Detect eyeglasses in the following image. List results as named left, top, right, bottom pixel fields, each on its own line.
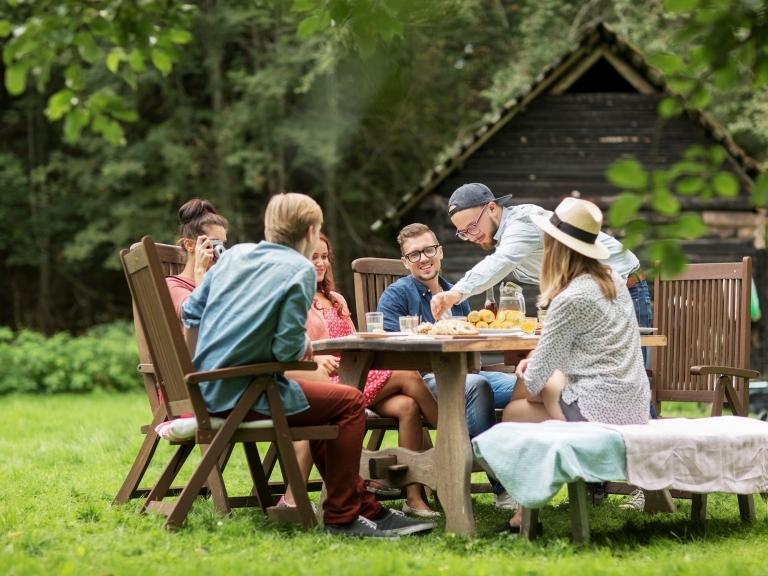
left=403, top=244, right=441, bottom=263
left=455, top=202, right=490, bottom=241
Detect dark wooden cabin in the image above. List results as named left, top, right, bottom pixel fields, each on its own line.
left=373, top=22, right=767, bottom=373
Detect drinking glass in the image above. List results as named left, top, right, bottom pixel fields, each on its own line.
left=521, top=317, right=537, bottom=334
left=398, top=315, right=419, bottom=333
left=365, top=312, right=384, bottom=332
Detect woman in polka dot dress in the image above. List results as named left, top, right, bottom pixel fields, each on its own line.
left=283, top=233, right=439, bottom=518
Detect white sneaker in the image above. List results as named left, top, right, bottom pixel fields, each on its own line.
left=618, top=489, right=645, bottom=511
left=493, top=491, right=518, bottom=511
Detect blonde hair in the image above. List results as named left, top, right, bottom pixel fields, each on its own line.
left=264, top=193, right=323, bottom=247
left=539, top=234, right=616, bottom=306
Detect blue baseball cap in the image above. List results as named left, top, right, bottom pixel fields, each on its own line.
left=447, top=183, right=513, bottom=216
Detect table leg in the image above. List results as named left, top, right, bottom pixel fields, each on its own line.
left=431, top=352, right=475, bottom=535
left=337, top=351, right=374, bottom=390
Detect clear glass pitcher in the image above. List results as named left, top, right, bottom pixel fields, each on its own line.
left=498, top=281, right=526, bottom=328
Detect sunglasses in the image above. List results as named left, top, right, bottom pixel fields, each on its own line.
left=455, top=202, right=490, bottom=241
left=403, top=244, right=441, bottom=263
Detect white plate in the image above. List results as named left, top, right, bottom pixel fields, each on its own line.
left=477, top=328, right=525, bottom=335
left=638, top=327, right=658, bottom=335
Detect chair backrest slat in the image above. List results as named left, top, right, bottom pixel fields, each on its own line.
left=130, top=242, right=186, bottom=411
left=652, top=257, right=752, bottom=409
left=351, top=258, right=408, bottom=330
left=121, top=237, right=207, bottom=419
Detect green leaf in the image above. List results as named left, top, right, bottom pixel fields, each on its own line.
left=608, top=192, right=645, bottom=227
left=150, top=48, right=172, bottom=75
left=106, top=48, right=124, bottom=74
left=75, top=32, right=101, bottom=64
left=682, top=145, right=707, bottom=160
left=659, top=96, right=683, bottom=118
left=0, top=19, right=11, bottom=38
left=63, top=108, right=90, bottom=142
left=675, top=213, right=708, bottom=239
left=292, top=0, right=317, bottom=13
left=675, top=176, right=705, bottom=196
left=45, top=89, right=75, bottom=121
left=297, top=13, right=329, bottom=39
left=92, top=114, right=124, bottom=145
left=5, top=62, right=28, bottom=95
left=664, top=0, right=700, bottom=11
left=651, top=187, right=680, bottom=216
left=712, top=172, right=739, bottom=198
left=64, top=64, right=83, bottom=90
left=128, top=49, right=146, bottom=72
left=667, top=76, right=696, bottom=95
left=648, top=52, right=684, bottom=75
left=647, top=241, right=687, bottom=278
left=708, top=146, right=726, bottom=166
left=606, top=158, right=648, bottom=190
left=751, top=172, right=768, bottom=207
left=688, top=86, right=711, bottom=109
left=168, top=28, right=193, bottom=44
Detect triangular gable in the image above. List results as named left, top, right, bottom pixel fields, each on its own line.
left=372, top=21, right=761, bottom=231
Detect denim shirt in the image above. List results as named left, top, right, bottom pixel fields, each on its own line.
left=181, top=241, right=313, bottom=416
left=377, top=275, right=470, bottom=332
left=451, top=204, right=640, bottom=299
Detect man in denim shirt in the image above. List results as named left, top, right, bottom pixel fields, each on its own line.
left=431, top=183, right=651, bottom=329
left=377, top=222, right=519, bottom=510
left=182, top=193, right=434, bottom=538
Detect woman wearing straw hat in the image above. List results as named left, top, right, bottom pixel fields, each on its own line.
left=497, top=197, right=650, bottom=532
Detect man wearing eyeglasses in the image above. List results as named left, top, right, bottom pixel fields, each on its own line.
left=376, top=222, right=521, bottom=511
left=430, top=183, right=650, bottom=331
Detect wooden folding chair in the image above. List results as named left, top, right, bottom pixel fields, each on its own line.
left=120, top=236, right=337, bottom=530
left=113, top=242, right=187, bottom=505
left=607, top=257, right=760, bottom=520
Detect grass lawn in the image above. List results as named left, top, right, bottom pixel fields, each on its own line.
left=1, top=393, right=767, bottom=575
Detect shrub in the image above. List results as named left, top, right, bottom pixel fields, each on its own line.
left=0, top=322, right=141, bottom=394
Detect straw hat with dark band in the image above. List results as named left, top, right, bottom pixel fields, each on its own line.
left=531, top=197, right=609, bottom=260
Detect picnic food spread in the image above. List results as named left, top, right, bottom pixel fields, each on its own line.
left=416, top=319, right=480, bottom=335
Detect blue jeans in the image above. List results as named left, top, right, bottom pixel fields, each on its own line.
left=478, top=370, right=517, bottom=409
left=629, top=279, right=657, bottom=418
left=422, top=372, right=505, bottom=495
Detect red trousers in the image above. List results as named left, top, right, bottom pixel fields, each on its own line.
left=284, top=379, right=382, bottom=524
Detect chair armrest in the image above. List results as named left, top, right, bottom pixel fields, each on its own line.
left=690, top=365, right=760, bottom=379
left=138, top=363, right=155, bottom=374
left=185, top=361, right=318, bottom=384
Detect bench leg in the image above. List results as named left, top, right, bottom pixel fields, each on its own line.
left=738, top=494, right=755, bottom=523
left=644, top=489, right=677, bottom=514
left=520, top=507, right=541, bottom=540
left=691, top=493, right=707, bottom=523
left=568, top=480, right=590, bottom=545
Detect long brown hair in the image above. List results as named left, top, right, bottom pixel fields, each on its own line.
left=539, top=234, right=616, bottom=307
left=315, top=232, right=347, bottom=314
left=176, top=198, right=229, bottom=246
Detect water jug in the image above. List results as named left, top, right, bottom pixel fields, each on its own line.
left=498, top=282, right=525, bottom=328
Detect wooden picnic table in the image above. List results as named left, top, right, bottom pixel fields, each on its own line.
left=313, top=332, right=666, bottom=535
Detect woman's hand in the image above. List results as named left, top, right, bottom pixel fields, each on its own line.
left=314, top=355, right=339, bottom=378
left=515, top=358, right=529, bottom=382
left=193, top=235, right=214, bottom=284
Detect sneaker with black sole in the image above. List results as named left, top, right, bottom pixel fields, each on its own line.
left=324, top=515, right=400, bottom=539
left=372, top=508, right=435, bottom=535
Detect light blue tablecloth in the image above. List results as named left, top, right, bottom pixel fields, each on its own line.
left=472, top=421, right=627, bottom=508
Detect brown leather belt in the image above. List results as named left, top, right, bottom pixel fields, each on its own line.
left=626, top=271, right=646, bottom=289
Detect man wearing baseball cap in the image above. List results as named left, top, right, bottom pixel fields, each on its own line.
left=430, top=183, right=650, bottom=331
